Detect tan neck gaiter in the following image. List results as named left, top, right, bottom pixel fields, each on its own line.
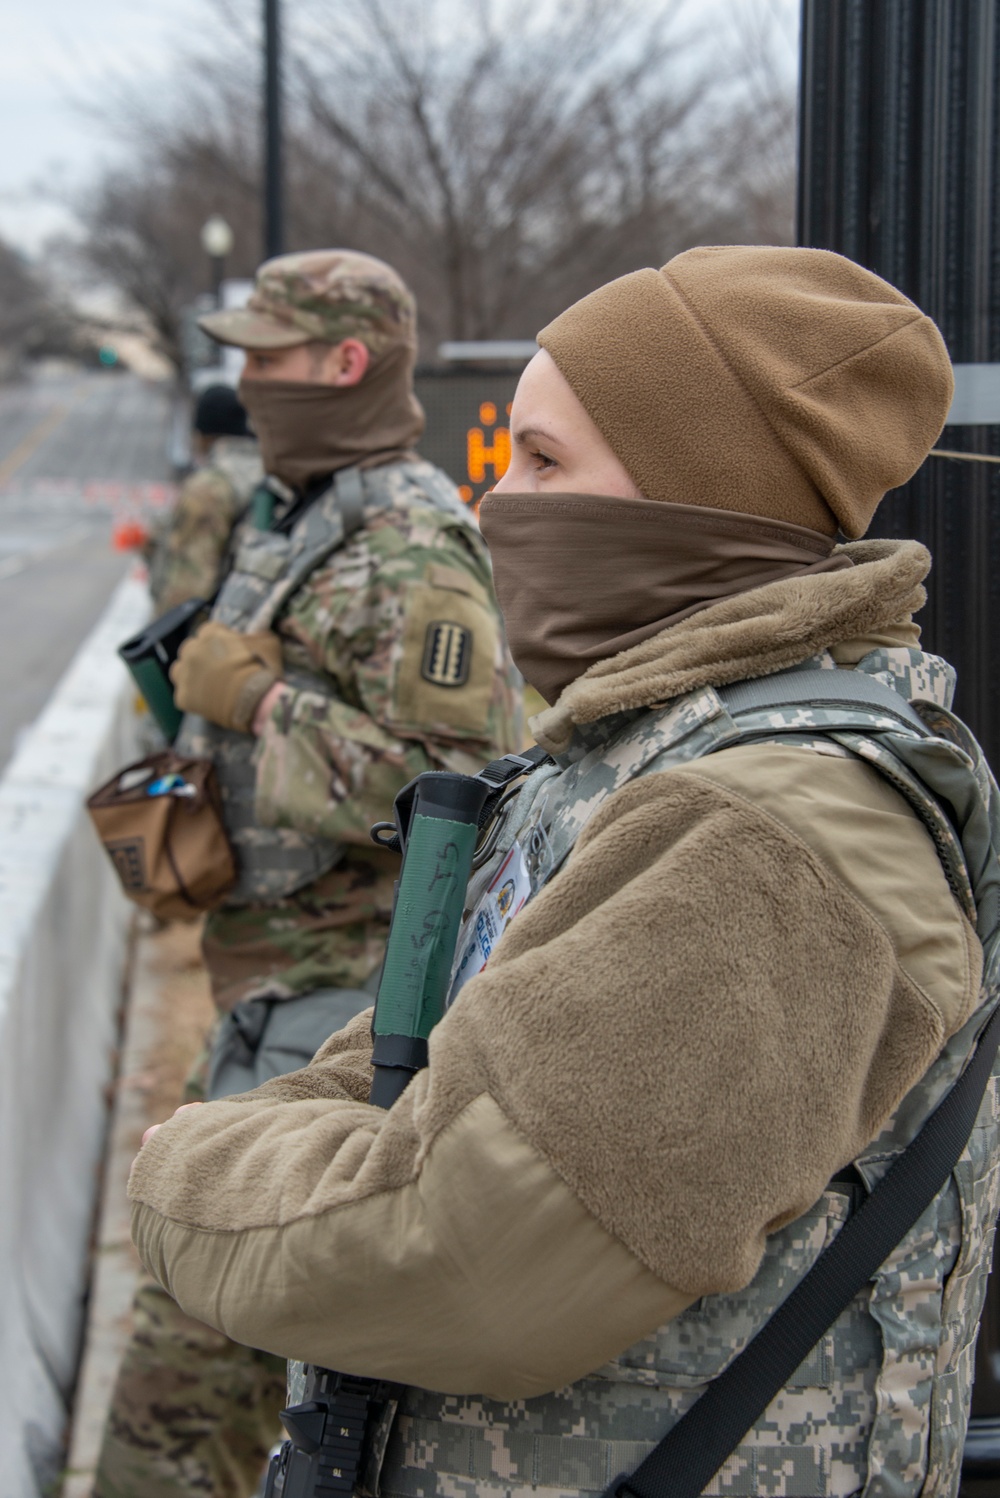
left=478, top=492, right=852, bottom=705
left=238, top=342, right=425, bottom=491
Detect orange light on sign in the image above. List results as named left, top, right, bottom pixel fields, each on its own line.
left=458, top=484, right=474, bottom=504
left=467, top=425, right=511, bottom=483
left=479, top=401, right=497, bottom=425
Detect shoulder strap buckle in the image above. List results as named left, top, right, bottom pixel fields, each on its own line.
left=370, top=746, right=551, bottom=856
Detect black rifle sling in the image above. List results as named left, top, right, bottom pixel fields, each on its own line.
left=607, top=1000, right=1000, bottom=1498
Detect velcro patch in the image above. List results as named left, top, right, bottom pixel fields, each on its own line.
left=421, top=621, right=472, bottom=688
left=394, top=580, right=497, bottom=736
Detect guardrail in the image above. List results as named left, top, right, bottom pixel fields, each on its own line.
left=0, top=572, right=148, bottom=1497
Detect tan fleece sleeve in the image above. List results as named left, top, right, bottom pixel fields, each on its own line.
left=130, top=751, right=977, bottom=1396
left=240, top=1004, right=376, bottom=1105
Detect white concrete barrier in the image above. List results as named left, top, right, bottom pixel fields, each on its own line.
left=0, top=572, right=149, bottom=1498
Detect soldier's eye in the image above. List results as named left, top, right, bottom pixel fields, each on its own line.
left=532, top=450, right=557, bottom=472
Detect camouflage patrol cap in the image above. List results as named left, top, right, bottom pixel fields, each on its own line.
left=198, top=250, right=417, bottom=354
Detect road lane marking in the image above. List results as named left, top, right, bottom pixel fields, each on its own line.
left=0, top=383, right=91, bottom=486
left=0, top=525, right=95, bottom=582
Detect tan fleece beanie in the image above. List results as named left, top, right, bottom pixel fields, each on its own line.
left=537, top=246, right=954, bottom=538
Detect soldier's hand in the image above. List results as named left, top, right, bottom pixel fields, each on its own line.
left=171, top=621, right=284, bottom=733
left=140, top=1101, right=203, bottom=1150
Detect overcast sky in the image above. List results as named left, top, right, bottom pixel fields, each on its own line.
left=0, top=0, right=204, bottom=253
left=0, top=0, right=799, bottom=260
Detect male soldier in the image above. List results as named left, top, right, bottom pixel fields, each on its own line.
left=94, top=250, right=521, bottom=1498
left=147, top=383, right=263, bottom=615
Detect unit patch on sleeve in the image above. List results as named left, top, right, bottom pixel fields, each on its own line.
left=421, top=621, right=472, bottom=688
left=393, top=579, right=499, bottom=737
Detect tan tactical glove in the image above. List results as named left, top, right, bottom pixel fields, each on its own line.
left=171, top=621, right=284, bottom=733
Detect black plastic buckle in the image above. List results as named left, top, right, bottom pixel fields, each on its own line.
left=370, top=750, right=550, bottom=855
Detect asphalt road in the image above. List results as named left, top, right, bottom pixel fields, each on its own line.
left=0, top=370, right=175, bottom=771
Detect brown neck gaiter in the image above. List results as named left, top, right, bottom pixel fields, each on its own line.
left=238, top=342, right=425, bottom=491
left=478, top=492, right=852, bottom=705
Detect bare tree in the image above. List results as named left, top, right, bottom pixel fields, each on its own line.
left=69, top=0, right=797, bottom=371
left=70, top=70, right=263, bottom=371
left=296, top=0, right=798, bottom=344
left=688, top=0, right=799, bottom=245
left=0, top=239, right=84, bottom=377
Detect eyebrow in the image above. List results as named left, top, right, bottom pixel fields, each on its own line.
left=512, top=424, right=562, bottom=449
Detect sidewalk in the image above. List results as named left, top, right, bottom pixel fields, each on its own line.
left=61, top=919, right=214, bottom=1498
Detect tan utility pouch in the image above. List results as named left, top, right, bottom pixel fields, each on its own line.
left=87, top=751, right=237, bottom=922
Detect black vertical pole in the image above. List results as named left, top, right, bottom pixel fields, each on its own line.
left=798, top=0, right=1000, bottom=773
left=800, top=9, right=1000, bottom=1452
left=264, top=0, right=284, bottom=260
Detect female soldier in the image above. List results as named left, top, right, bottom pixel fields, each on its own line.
left=129, top=246, right=1000, bottom=1498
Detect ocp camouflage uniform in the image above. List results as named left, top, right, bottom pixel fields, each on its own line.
left=102, top=239, right=525, bottom=1492
left=147, top=435, right=263, bottom=616
left=98, top=273, right=521, bottom=1493
left=95, top=1281, right=286, bottom=1498
left=218, top=249, right=419, bottom=353
left=191, top=456, right=523, bottom=1013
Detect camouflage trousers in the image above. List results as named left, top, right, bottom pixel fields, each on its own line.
left=92, top=1278, right=285, bottom=1498
left=94, top=980, right=378, bottom=1498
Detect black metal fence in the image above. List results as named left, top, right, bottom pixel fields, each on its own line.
left=798, top=0, right=1000, bottom=770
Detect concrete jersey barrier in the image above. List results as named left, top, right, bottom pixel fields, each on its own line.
left=0, top=571, right=148, bottom=1498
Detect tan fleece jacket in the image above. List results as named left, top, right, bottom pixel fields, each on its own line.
left=129, top=543, right=981, bottom=1399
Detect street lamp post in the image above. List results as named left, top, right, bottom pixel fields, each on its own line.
left=264, top=0, right=284, bottom=259
left=200, top=214, right=235, bottom=306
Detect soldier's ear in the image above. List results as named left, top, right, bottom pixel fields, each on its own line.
left=328, top=339, right=370, bottom=388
